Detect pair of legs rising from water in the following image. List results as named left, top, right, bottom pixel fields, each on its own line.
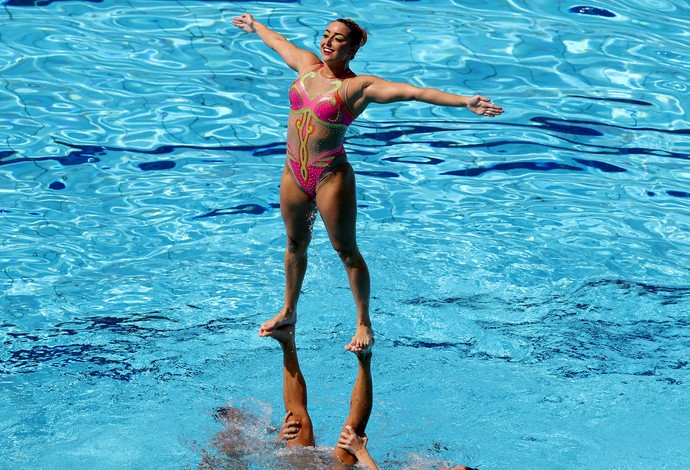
left=266, top=324, right=372, bottom=466
left=259, top=161, right=374, bottom=352
left=259, top=161, right=374, bottom=465
left=253, top=163, right=474, bottom=469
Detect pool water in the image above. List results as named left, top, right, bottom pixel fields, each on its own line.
left=1, top=0, right=689, bottom=468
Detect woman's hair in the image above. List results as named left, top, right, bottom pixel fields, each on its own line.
left=335, top=18, right=367, bottom=54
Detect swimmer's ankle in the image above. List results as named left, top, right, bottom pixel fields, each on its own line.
left=260, top=308, right=297, bottom=332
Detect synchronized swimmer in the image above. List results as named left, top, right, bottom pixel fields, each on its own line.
left=232, top=13, right=503, bottom=353
left=232, top=11, right=502, bottom=468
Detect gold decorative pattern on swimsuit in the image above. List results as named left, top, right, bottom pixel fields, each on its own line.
left=291, top=72, right=344, bottom=183
left=294, top=113, right=315, bottom=181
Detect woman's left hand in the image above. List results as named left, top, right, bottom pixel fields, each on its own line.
left=468, top=94, right=504, bottom=117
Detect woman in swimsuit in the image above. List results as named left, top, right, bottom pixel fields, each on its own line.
left=232, top=13, right=504, bottom=352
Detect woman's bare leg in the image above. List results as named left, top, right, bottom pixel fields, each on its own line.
left=334, top=347, right=373, bottom=465
left=315, top=163, right=374, bottom=351
left=265, top=325, right=315, bottom=447
left=259, top=165, right=315, bottom=336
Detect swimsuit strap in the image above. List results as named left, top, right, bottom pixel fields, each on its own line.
left=341, top=76, right=355, bottom=118
left=304, top=63, right=324, bottom=75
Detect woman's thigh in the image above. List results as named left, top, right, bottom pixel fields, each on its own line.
left=314, top=163, right=358, bottom=252
left=280, top=164, right=315, bottom=244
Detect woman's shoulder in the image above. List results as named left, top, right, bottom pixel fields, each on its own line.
left=346, top=74, right=385, bottom=90
left=296, top=59, right=323, bottom=76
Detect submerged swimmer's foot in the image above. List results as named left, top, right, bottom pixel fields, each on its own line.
left=263, top=324, right=296, bottom=345
left=345, top=324, right=374, bottom=353
left=258, top=308, right=296, bottom=337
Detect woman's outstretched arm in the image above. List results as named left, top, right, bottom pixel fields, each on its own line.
left=347, top=75, right=504, bottom=117
left=232, top=13, right=320, bottom=72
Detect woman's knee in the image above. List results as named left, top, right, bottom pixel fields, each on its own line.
left=287, top=235, right=310, bottom=255
left=335, top=246, right=361, bottom=268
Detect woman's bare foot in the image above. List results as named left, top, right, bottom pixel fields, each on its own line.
left=345, top=324, right=374, bottom=352
left=262, top=324, right=296, bottom=345
left=259, top=307, right=296, bottom=337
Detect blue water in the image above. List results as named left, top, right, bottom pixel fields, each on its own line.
left=1, top=0, right=689, bottom=468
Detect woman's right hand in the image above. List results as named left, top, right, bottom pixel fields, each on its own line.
left=232, top=13, right=256, bottom=33
left=337, top=425, right=368, bottom=456
left=276, top=411, right=301, bottom=442
left=338, top=426, right=379, bottom=469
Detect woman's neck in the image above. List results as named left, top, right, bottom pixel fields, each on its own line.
left=321, top=62, right=351, bottom=79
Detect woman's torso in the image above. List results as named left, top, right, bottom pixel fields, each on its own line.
left=287, top=63, right=357, bottom=161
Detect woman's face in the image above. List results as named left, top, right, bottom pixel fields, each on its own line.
left=320, top=21, right=354, bottom=63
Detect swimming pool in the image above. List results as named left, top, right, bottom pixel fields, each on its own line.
left=1, top=0, right=689, bottom=468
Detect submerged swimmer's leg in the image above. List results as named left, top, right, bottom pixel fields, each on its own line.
left=315, top=163, right=374, bottom=351
left=208, top=406, right=254, bottom=462
left=264, top=324, right=315, bottom=447
left=334, top=345, right=374, bottom=466
left=259, top=165, right=315, bottom=336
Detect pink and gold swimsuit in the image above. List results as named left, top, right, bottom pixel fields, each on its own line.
left=287, top=64, right=356, bottom=197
